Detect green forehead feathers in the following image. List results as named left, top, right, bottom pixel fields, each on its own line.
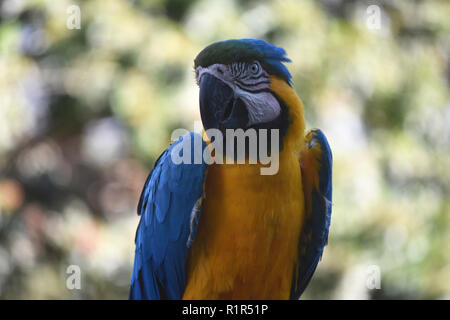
left=194, top=39, right=292, bottom=85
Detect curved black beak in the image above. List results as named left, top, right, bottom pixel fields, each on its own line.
left=199, top=74, right=249, bottom=132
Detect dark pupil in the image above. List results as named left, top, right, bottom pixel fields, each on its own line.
left=251, top=64, right=258, bottom=73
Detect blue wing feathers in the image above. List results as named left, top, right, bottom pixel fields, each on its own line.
left=291, top=129, right=333, bottom=299
left=129, top=132, right=208, bottom=299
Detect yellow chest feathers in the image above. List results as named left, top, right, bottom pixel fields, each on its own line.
left=183, top=154, right=305, bottom=299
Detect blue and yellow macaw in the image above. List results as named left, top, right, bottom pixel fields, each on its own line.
left=129, top=39, right=332, bottom=300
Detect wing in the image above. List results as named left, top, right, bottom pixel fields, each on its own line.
left=129, top=132, right=208, bottom=300
left=290, top=129, right=333, bottom=299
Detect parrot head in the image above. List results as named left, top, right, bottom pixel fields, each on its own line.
left=194, top=39, right=303, bottom=155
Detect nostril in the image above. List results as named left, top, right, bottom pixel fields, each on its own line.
left=221, top=98, right=234, bottom=121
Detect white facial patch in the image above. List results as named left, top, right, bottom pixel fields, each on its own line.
left=196, top=63, right=281, bottom=126
left=234, top=87, right=280, bottom=126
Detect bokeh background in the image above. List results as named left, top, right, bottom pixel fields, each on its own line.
left=0, top=0, right=449, bottom=299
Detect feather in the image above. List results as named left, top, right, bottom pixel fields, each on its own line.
left=290, top=129, right=333, bottom=299
left=129, top=132, right=208, bottom=299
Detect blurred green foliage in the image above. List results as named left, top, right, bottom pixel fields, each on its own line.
left=0, top=0, right=449, bottom=299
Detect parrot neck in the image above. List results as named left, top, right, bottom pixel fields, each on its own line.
left=269, top=76, right=306, bottom=155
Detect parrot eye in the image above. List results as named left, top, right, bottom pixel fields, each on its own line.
left=249, top=62, right=260, bottom=75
